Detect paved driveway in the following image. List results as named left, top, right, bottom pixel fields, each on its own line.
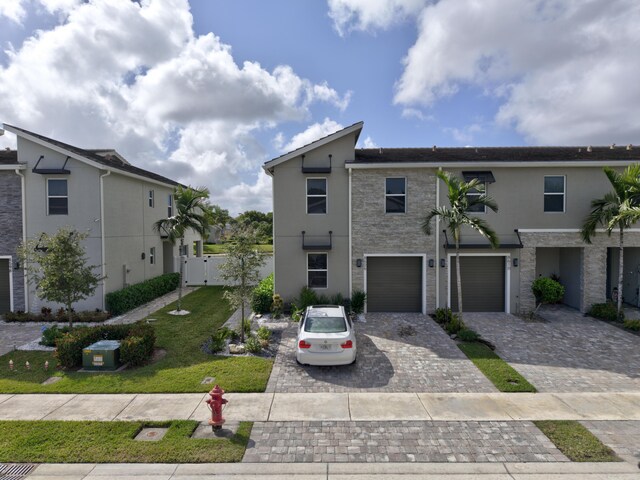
left=265, top=313, right=496, bottom=393
left=463, top=305, right=640, bottom=392
left=0, top=321, right=44, bottom=356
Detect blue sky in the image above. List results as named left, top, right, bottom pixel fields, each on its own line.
left=1, top=0, right=639, bottom=214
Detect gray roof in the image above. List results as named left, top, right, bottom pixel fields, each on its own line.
left=0, top=149, right=17, bottom=165
left=4, top=124, right=180, bottom=187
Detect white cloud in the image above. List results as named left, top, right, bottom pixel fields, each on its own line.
left=328, top=0, right=428, bottom=35
left=0, top=0, right=27, bottom=23
left=281, top=118, right=344, bottom=153
left=0, top=0, right=350, bottom=214
left=392, top=0, right=640, bottom=144
left=359, top=135, right=378, bottom=148
left=444, top=124, right=482, bottom=144
left=401, top=107, right=432, bottom=121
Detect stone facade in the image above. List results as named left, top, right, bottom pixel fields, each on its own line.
left=351, top=168, right=437, bottom=312
left=0, top=171, right=24, bottom=311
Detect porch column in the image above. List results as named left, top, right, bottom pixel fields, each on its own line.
left=519, top=247, right=536, bottom=313
left=581, top=246, right=606, bottom=312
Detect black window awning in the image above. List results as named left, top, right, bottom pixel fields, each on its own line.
left=462, top=171, right=495, bottom=183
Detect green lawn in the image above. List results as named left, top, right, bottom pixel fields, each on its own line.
left=0, top=287, right=273, bottom=393
left=535, top=421, right=621, bottom=462
left=458, top=342, right=537, bottom=392
left=0, top=420, right=252, bottom=463
left=203, top=243, right=273, bottom=254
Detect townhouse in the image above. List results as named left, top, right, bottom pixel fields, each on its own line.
left=0, top=124, right=198, bottom=314
left=264, top=122, right=640, bottom=314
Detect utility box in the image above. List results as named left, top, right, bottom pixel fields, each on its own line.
left=82, top=340, right=121, bottom=371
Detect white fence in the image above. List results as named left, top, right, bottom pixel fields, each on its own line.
left=182, top=255, right=273, bottom=286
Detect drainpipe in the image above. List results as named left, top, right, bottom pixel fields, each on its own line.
left=99, top=170, right=110, bottom=310
left=348, top=168, right=352, bottom=295
left=15, top=168, right=28, bottom=312
left=435, top=167, right=441, bottom=309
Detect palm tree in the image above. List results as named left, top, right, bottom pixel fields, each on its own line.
left=581, top=164, right=640, bottom=318
left=422, top=170, right=499, bottom=320
left=154, top=186, right=212, bottom=312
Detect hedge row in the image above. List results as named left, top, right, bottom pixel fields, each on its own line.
left=4, top=309, right=110, bottom=323
left=55, top=322, right=156, bottom=368
left=105, top=273, right=180, bottom=316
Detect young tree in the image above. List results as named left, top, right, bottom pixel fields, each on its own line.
left=18, top=227, right=103, bottom=328
left=153, top=185, right=212, bottom=312
left=207, top=203, right=232, bottom=242
left=421, top=170, right=499, bottom=321
left=219, top=228, right=266, bottom=343
left=581, top=164, right=640, bottom=318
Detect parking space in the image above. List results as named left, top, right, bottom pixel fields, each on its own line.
left=463, top=306, right=640, bottom=392
left=265, top=313, right=496, bottom=393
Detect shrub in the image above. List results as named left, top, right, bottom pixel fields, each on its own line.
left=298, top=286, right=318, bottom=310
left=41, top=325, right=73, bottom=347
left=244, top=335, right=262, bottom=354
left=271, top=293, right=283, bottom=317
left=256, top=326, right=271, bottom=341
left=434, top=307, right=453, bottom=325
left=316, top=294, right=330, bottom=305
left=290, top=304, right=303, bottom=323
left=105, top=273, right=180, bottom=316
left=623, top=319, right=640, bottom=331
left=589, top=302, right=623, bottom=322
left=330, top=292, right=350, bottom=310
left=251, top=274, right=274, bottom=314
left=237, top=318, right=252, bottom=339
left=532, top=277, right=565, bottom=306
left=4, top=309, right=109, bottom=323
left=457, top=328, right=479, bottom=342
left=351, top=290, right=366, bottom=315
left=445, top=314, right=464, bottom=335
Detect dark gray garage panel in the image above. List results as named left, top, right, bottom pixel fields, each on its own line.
left=367, top=256, right=422, bottom=312
left=0, top=259, right=11, bottom=314
left=450, top=256, right=505, bottom=312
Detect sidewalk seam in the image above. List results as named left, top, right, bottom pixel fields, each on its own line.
left=415, top=392, right=433, bottom=420
left=112, top=394, right=137, bottom=421
left=41, top=394, right=77, bottom=421
left=266, top=392, right=275, bottom=422
left=185, top=393, right=208, bottom=422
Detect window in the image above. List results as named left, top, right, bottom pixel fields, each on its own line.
left=466, top=183, right=487, bottom=213
left=148, top=189, right=154, bottom=208
left=149, top=247, right=155, bottom=265
left=307, top=178, right=327, bottom=214
left=385, top=178, right=406, bottom=213
left=307, top=253, right=328, bottom=288
left=167, top=194, right=173, bottom=217
left=544, top=176, right=565, bottom=212
left=47, top=179, right=68, bottom=215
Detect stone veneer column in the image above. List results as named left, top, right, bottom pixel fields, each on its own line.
left=581, top=246, right=606, bottom=312
left=519, top=247, right=536, bottom=313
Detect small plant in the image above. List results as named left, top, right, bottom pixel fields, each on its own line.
left=41, top=325, right=73, bottom=347
left=55, top=308, right=67, bottom=321
left=532, top=277, right=565, bottom=313
left=256, top=326, right=271, bottom=341
left=209, top=329, right=229, bottom=353
left=290, top=303, right=303, bottom=323
left=236, top=318, right=252, bottom=339
left=350, top=290, right=366, bottom=315
left=457, top=328, right=479, bottom=342
left=589, top=302, right=624, bottom=322
left=445, top=314, right=464, bottom=334
left=623, top=319, right=640, bottom=331
left=298, top=287, right=318, bottom=310
left=251, top=274, right=274, bottom=314
left=316, top=294, right=330, bottom=305
left=271, top=294, right=283, bottom=318
left=40, top=307, right=53, bottom=319
left=434, top=307, right=453, bottom=325
left=244, top=335, right=262, bottom=354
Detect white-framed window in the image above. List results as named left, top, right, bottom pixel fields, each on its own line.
left=385, top=177, right=406, bottom=213
left=167, top=194, right=173, bottom=217
left=544, top=175, right=565, bottom=213
left=306, top=178, right=327, bottom=214
left=148, top=189, right=154, bottom=208
left=47, top=178, right=68, bottom=215
left=149, top=247, right=155, bottom=265
left=307, top=253, right=328, bottom=289
left=466, top=183, right=487, bottom=213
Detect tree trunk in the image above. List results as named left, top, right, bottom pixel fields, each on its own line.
left=455, top=239, right=463, bottom=323
left=178, top=237, right=184, bottom=312
left=618, top=227, right=624, bottom=318
left=67, top=302, right=73, bottom=329
left=240, top=257, right=245, bottom=343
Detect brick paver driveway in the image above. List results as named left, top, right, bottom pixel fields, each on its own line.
left=265, top=313, right=496, bottom=393
left=463, top=305, right=640, bottom=392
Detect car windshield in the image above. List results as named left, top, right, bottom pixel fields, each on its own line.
left=304, top=316, right=347, bottom=333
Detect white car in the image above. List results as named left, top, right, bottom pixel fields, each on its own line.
left=296, top=305, right=356, bottom=366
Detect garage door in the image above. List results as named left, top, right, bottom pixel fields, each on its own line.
left=450, top=256, right=505, bottom=312
left=0, top=259, right=11, bottom=314
left=367, top=257, right=422, bottom=312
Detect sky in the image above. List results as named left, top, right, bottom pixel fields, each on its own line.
left=1, top=0, right=639, bottom=215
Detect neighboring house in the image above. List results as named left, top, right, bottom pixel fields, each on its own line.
left=0, top=124, right=199, bottom=314
left=264, top=122, right=640, bottom=314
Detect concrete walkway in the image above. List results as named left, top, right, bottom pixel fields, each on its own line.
left=1, top=392, right=638, bottom=422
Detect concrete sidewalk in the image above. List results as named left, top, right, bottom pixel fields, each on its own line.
left=22, top=461, right=640, bottom=479
left=0, top=392, right=639, bottom=422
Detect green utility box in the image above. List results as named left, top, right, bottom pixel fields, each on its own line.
left=82, top=340, right=121, bottom=371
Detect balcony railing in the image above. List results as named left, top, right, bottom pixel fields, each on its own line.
left=302, top=230, right=332, bottom=250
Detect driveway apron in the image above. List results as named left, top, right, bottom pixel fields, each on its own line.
left=266, top=313, right=496, bottom=393
left=463, top=306, right=640, bottom=392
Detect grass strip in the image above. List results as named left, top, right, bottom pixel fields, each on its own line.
left=534, top=420, right=621, bottom=462
left=203, top=244, right=272, bottom=254
left=0, top=420, right=252, bottom=463
left=458, top=342, right=537, bottom=392
left=0, top=287, right=273, bottom=393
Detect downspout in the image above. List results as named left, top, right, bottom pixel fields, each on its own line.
left=348, top=167, right=352, bottom=296
left=100, top=170, right=110, bottom=310
left=435, top=167, right=441, bottom=309
left=15, top=168, right=28, bottom=311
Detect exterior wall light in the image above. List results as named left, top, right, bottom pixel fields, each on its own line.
left=141, top=252, right=146, bottom=260
left=14, top=260, right=20, bottom=270
left=440, top=258, right=446, bottom=268
left=428, top=259, right=434, bottom=268
left=356, top=259, right=362, bottom=268
left=513, top=258, right=518, bottom=267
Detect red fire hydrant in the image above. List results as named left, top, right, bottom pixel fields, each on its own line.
left=206, top=385, right=228, bottom=431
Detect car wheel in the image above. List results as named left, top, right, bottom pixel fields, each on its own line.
left=350, top=356, right=357, bottom=365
